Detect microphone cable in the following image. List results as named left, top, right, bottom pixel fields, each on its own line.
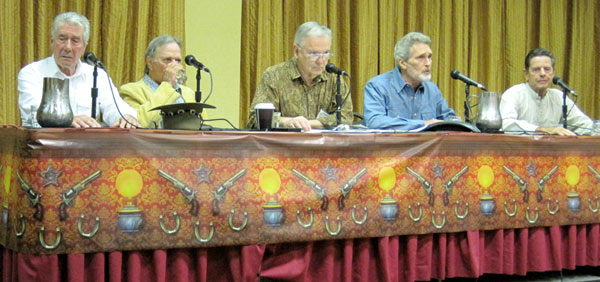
left=328, top=73, right=352, bottom=117
left=102, top=66, right=215, bottom=130
left=502, top=130, right=552, bottom=135
left=567, top=124, right=593, bottom=135
left=340, top=73, right=352, bottom=110
left=566, top=94, right=578, bottom=118
left=200, top=118, right=240, bottom=131
left=201, top=69, right=214, bottom=104
left=103, top=67, right=143, bottom=129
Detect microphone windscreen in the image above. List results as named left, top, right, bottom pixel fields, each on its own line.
left=83, top=52, right=93, bottom=62
left=450, top=70, right=460, bottom=79
left=325, top=63, right=336, bottom=72
left=185, top=55, right=195, bottom=66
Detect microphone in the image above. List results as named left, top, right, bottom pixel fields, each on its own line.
left=185, top=55, right=209, bottom=72
left=552, top=77, right=577, bottom=97
left=325, top=63, right=349, bottom=76
left=450, top=70, right=487, bottom=91
left=83, top=52, right=104, bottom=69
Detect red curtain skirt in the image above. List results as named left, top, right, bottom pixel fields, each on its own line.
left=3, top=224, right=599, bottom=282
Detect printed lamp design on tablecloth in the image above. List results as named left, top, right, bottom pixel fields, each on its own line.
left=379, top=167, right=398, bottom=221
left=261, top=168, right=284, bottom=227
left=116, top=169, right=144, bottom=233
left=478, top=165, right=495, bottom=216
left=566, top=165, right=580, bottom=212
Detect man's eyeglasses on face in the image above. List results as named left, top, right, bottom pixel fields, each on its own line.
left=300, top=48, right=333, bottom=61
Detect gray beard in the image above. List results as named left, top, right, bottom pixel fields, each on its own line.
left=418, top=73, right=432, bottom=82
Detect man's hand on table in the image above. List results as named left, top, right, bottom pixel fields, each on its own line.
left=279, top=116, right=324, bottom=131
left=71, top=114, right=139, bottom=129
left=72, top=115, right=102, bottom=128
left=424, top=119, right=443, bottom=126
left=112, top=114, right=139, bottom=129
left=536, top=126, right=576, bottom=136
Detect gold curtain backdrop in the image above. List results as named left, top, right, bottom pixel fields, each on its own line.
left=240, top=0, right=600, bottom=126
left=0, top=0, right=185, bottom=125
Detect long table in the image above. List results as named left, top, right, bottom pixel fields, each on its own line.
left=1, top=126, right=599, bottom=281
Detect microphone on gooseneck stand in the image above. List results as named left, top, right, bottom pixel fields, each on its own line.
left=553, top=76, right=578, bottom=129
left=450, top=70, right=488, bottom=123
left=326, top=63, right=349, bottom=77
left=552, top=77, right=577, bottom=97
left=185, top=55, right=210, bottom=103
left=185, top=55, right=209, bottom=72
left=325, top=63, right=351, bottom=130
left=84, top=52, right=105, bottom=69
left=83, top=52, right=139, bottom=128
left=83, top=51, right=103, bottom=119
left=450, top=70, right=487, bottom=91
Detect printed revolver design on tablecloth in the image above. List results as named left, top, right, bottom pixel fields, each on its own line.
left=2, top=153, right=599, bottom=254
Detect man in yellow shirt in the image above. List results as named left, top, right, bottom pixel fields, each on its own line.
left=120, top=35, right=196, bottom=128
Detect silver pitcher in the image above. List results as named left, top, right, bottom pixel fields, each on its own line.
left=37, top=77, right=73, bottom=127
left=474, top=92, right=502, bottom=133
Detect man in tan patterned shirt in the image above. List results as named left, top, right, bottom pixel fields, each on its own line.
left=246, top=21, right=353, bottom=131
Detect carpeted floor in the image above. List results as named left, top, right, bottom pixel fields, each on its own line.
left=438, top=266, right=600, bottom=282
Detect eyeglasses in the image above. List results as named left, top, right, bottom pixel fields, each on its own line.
left=300, top=48, right=333, bottom=61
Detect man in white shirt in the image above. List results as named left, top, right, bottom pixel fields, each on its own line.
left=500, top=48, right=592, bottom=136
left=18, top=11, right=138, bottom=128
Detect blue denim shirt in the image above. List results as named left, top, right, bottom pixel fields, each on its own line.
left=363, top=67, right=455, bottom=130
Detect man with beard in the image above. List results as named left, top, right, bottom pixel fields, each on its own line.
left=363, top=32, right=455, bottom=130
left=499, top=48, right=592, bottom=136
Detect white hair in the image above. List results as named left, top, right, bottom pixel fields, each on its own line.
left=51, top=12, right=90, bottom=44
left=394, top=32, right=431, bottom=65
left=144, top=35, right=182, bottom=74
left=293, top=21, right=332, bottom=48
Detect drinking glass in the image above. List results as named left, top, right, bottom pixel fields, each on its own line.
left=592, top=120, right=600, bottom=136
left=176, top=70, right=187, bottom=85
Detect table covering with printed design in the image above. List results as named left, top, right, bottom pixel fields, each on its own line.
left=0, top=126, right=598, bottom=254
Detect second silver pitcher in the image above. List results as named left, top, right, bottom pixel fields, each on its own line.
left=37, top=77, right=73, bottom=127
left=474, top=92, right=502, bottom=133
